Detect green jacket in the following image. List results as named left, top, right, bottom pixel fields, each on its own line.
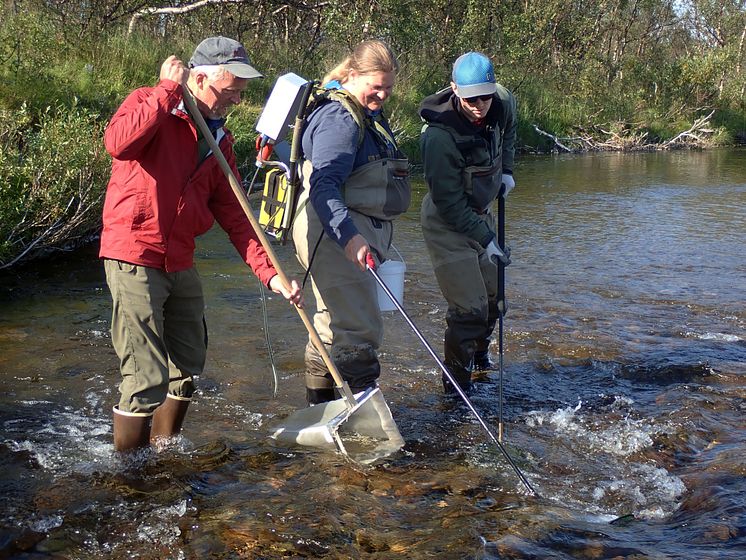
left=419, top=85, right=516, bottom=246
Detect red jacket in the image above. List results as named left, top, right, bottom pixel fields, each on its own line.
left=99, top=78, right=276, bottom=286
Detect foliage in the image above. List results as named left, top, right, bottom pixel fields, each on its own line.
left=0, top=0, right=745, bottom=266
left=224, top=101, right=265, bottom=177
left=0, top=103, right=110, bottom=267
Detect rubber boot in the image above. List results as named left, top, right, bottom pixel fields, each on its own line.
left=473, top=350, right=495, bottom=371
left=442, top=363, right=472, bottom=394
left=306, top=387, right=337, bottom=405
left=305, top=372, right=337, bottom=405
left=112, top=405, right=153, bottom=452
left=150, top=395, right=191, bottom=444
left=304, top=341, right=337, bottom=405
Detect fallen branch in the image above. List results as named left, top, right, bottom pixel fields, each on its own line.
left=662, top=110, right=716, bottom=148
left=530, top=119, right=714, bottom=153
left=0, top=169, right=105, bottom=270
left=0, top=197, right=73, bottom=270
left=532, top=124, right=575, bottom=152
left=128, top=0, right=245, bottom=35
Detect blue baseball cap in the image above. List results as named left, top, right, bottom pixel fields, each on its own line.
left=452, top=52, right=497, bottom=98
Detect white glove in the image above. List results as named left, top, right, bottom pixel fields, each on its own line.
left=501, top=173, right=515, bottom=198
left=485, top=240, right=510, bottom=265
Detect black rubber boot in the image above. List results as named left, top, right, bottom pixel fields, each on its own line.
left=306, top=387, right=337, bottom=405
left=443, top=310, right=483, bottom=393
left=150, top=395, right=190, bottom=445
left=112, top=405, right=152, bottom=452
left=472, top=350, right=495, bottom=371
left=442, top=363, right=472, bottom=394
left=303, top=339, right=338, bottom=405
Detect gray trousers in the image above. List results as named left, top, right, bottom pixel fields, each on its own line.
left=104, top=259, right=205, bottom=413
left=420, top=194, right=499, bottom=376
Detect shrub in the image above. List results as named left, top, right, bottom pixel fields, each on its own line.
left=0, top=103, right=110, bottom=267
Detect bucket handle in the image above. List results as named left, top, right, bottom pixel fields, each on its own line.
left=387, top=243, right=405, bottom=265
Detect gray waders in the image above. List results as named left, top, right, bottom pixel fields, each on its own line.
left=292, top=179, right=395, bottom=403
left=421, top=193, right=499, bottom=392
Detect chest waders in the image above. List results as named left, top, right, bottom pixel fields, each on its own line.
left=420, top=122, right=503, bottom=394
left=293, top=88, right=411, bottom=400
left=275, top=87, right=410, bottom=458
left=293, top=87, right=410, bottom=283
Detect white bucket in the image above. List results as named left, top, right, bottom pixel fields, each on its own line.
left=375, top=259, right=406, bottom=312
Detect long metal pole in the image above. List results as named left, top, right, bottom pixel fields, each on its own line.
left=496, top=185, right=507, bottom=444
left=498, top=313, right=504, bottom=442
left=367, top=261, right=537, bottom=496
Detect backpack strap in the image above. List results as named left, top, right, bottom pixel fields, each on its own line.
left=301, top=85, right=403, bottom=162
left=304, top=86, right=366, bottom=147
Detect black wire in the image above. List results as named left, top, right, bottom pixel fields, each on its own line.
left=258, top=281, right=279, bottom=398
left=248, top=164, right=280, bottom=397
left=302, top=229, right=324, bottom=290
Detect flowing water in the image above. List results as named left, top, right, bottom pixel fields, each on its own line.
left=1, top=149, right=745, bottom=559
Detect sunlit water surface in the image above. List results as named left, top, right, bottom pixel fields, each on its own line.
left=1, top=149, right=745, bottom=559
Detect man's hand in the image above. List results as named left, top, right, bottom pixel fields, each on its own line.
left=269, top=275, right=304, bottom=307
left=486, top=240, right=510, bottom=265
left=344, top=234, right=370, bottom=271
left=501, top=173, right=515, bottom=198
left=159, top=55, right=189, bottom=87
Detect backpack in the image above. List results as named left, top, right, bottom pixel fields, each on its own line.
left=257, top=82, right=369, bottom=242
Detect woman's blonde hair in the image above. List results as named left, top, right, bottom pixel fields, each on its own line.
left=323, top=40, right=399, bottom=85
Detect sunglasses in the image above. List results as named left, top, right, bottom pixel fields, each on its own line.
left=464, top=94, right=493, bottom=103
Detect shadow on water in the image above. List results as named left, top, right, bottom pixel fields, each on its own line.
left=1, top=149, right=746, bottom=558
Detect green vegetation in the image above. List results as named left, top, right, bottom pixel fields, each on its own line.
left=1, top=0, right=744, bottom=267
left=0, top=103, right=110, bottom=265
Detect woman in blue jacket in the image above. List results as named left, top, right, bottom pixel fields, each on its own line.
left=292, top=40, right=410, bottom=404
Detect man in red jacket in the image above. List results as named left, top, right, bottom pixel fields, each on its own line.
left=100, top=36, right=302, bottom=452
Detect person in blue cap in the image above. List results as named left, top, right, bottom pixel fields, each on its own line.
left=419, top=51, right=517, bottom=393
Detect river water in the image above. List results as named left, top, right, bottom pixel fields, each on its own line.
left=1, top=149, right=744, bottom=559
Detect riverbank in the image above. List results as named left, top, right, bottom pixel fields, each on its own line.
left=525, top=109, right=740, bottom=153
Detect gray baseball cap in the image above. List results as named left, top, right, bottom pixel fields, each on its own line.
left=189, top=36, right=263, bottom=79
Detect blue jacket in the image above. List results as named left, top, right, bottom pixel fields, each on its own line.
left=302, top=99, right=397, bottom=248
